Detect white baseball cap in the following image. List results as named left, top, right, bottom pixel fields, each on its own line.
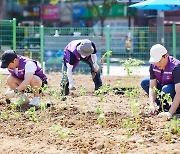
left=149, top=44, right=168, bottom=63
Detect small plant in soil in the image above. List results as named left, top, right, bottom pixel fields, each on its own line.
left=153, top=87, right=172, bottom=112
left=25, top=106, right=38, bottom=122
left=125, top=88, right=140, bottom=130
left=79, top=85, right=86, bottom=124
left=97, top=113, right=106, bottom=126
left=95, top=85, right=113, bottom=126
left=51, top=124, right=72, bottom=139
left=1, top=112, right=8, bottom=120
left=120, top=58, right=144, bottom=76
left=167, top=117, right=180, bottom=134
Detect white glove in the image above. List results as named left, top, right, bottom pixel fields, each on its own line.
left=69, top=83, right=76, bottom=90
left=148, top=105, right=156, bottom=114
left=158, top=112, right=172, bottom=119
left=93, top=63, right=99, bottom=72
left=5, top=90, right=16, bottom=99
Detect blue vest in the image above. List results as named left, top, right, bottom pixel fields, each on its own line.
left=152, top=56, right=180, bottom=85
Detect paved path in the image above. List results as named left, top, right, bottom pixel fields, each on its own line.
left=102, top=65, right=149, bottom=76
left=0, top=68, right=9, bottom=74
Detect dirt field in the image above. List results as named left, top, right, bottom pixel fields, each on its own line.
left=0, top=73, right=179, bottom=154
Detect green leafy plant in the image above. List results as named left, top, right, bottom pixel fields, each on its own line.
left=95, top=85, right=113, bottom=102
left=125, top=88, right=140, bottom=130
left=99, top=50, right=112, bottom=63
left=51, top=124, right=71, bottom=139
left=153, top=87, right=172, bottom=112
left=1, top=112, right=8, bottom=120
left=120, top=58, right=144, bottom=76
left=167, top=117, right=180, bottom=134
left=97, top=113, right=106, bottom=126
left=25, top=106, right=38, bottom=122
left=79, top=86, right=86, bottom=124
left=121, top=119, right=136, bottom=138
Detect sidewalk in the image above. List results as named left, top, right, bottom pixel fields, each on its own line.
left=0, top=68, right=9, bottom=74
left=102, top=65, right=149, bottom=76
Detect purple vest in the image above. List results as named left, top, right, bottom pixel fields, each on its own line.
left=63, top=40, right=89, bottom=70
left=8, top=55, right=47, bottom=80
left=152, top=56, right=180, bottom=85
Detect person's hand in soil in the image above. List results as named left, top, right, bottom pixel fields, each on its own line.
left=157, top=112, right=172, bottom=119
left=5, top=90, right=16, bottom=99
left=148, top=104, right=158, bottom=115
left=69, top=83, right=76, bottom=90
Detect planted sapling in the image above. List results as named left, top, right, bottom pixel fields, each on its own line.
left=120, top=58, right=144, bottom=76
left=153, top=87, right=172, bottom=112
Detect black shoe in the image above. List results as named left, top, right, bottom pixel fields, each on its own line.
left=6, top=99, right=11, bottom=104
left=60, top=82, right=69, bottom=96
left=95, top=84, right=102, bottom=91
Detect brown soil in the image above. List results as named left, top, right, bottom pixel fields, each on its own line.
left=0, top=73, right=179, bottom=154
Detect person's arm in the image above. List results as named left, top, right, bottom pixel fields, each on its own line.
left=66, top=63, right=76, bottom=90
left=149, top=79, right=158, bottom=113
left=91, top=54, right=99, bottom=72
left=158, top=65, right=180, bottom=119
left=148, top=65, right=158, bottom=113
left=168, top=83, right=180, bottom=115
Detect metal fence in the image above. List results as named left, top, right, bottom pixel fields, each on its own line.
left=0, top=18, right=179, bottom=74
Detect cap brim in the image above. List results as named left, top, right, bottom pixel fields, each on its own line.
left=1, top=62, right=9, bottom=68
left=77, top=46, right=94, bottom=57
left=149, top=56, right=161, bottom=63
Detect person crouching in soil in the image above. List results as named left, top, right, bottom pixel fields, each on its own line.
left=141, top=44, right=180, bottom=119
left=1, top=50, right=47, bottom=106
left=60, top=39, right=102, bottom=95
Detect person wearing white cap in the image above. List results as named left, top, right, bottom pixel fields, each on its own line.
left=60, top=39, right=102, bottom=95
left=141, top=44, right=180, bottom=119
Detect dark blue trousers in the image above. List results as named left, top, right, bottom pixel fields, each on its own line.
left=140, top=77, right=178, bottom=112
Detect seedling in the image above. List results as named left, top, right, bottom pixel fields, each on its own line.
left=120, top=58, right=144, bottom=76
left=95, top=105, right=102, bottom=115
left=121, top=119, right=136, bottom=138
left=153, top=87, right=172, bottom=112
left=51, top=124, right=71, bottom=139
left=1, top=112, right=8, bottom=120
left=167, top=117, right=180, bottom=134
left=97, top=113, right=106, bottom=126
left=99, top=51, right=112, bottom=63
left=79, top=86, right=86, bottom=124
left=95, top=85, right=113, bottom=102
left=25, top=106, right=38, bottom=122
left=125, top=88, right=140, bottom=130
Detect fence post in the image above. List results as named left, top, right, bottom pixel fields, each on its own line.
left=12, top=18, right=16, bottom=51
left=172, top=24, right=176, bottom=58
left=105, top=25, right=110, bottom=75
left=40, top=25, right=44, bottom=69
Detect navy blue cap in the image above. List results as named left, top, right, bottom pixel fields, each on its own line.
left=1, top=50, right=17, bottom=68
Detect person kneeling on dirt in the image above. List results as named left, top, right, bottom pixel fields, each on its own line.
left=141, top=44, right=180, bottom=119
left=60, top=39, right=102, bottom=95
left=1, top=50, right=47, bottom=106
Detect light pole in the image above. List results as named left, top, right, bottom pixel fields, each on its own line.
left=128, top=0, right=132, bottom=27
left=40, top=0, right=44, bottom=25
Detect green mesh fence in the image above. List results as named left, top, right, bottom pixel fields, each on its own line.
left=16, top=26, right=40, bottom=62
left=43, top=27, right=102, bottom=73
left=0, top=20, right=13, bottom=53
left=0, top=19, right=179, bottom=74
